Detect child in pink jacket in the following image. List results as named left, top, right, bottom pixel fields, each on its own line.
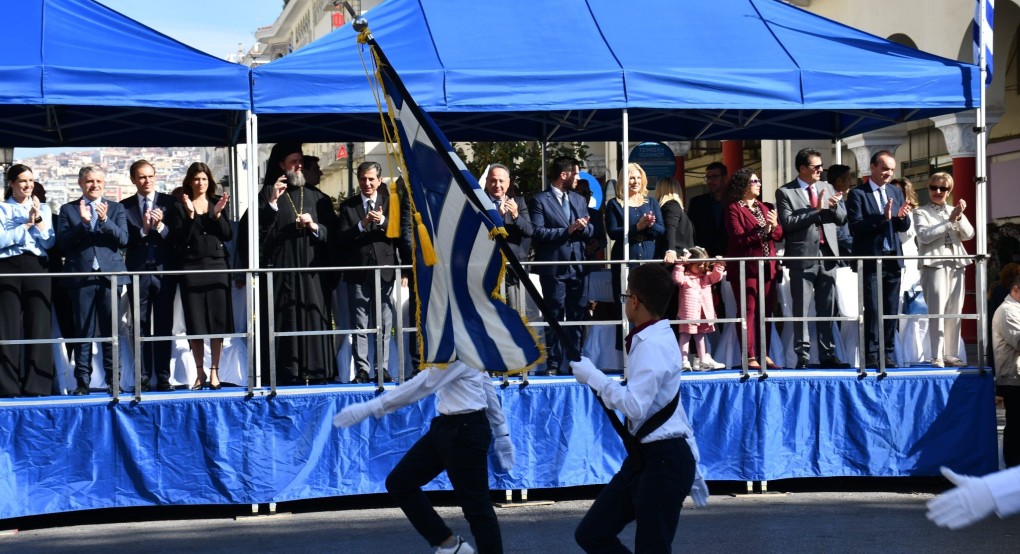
left=672, top=247, right=726, bottom=371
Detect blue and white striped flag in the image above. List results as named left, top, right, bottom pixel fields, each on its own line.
left=974, top=0, right=994, bottom=85
left=375, top=58, right=544, bottom=375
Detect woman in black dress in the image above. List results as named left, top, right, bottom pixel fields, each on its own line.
left=167, top=163, right=232, bottom=390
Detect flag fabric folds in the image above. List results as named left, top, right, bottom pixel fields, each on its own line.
left=974, top=0, right=994, bottom=85
left=372, top=48, right=544, bottom=375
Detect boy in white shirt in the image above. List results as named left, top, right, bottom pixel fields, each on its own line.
left=334, top=360, right=513, bottom=554
left=571, top=263, right=708, bottom=552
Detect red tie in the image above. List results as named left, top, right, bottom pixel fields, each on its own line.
left=808, top=185, right=825, bottom=244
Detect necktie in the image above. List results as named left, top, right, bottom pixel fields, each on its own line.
left=878, top=186, right=894, bottom=252
left=366, top=199, right=375, bottom=230
left=143, top=197, right=155, bottom=262
left=89, top=202, right=100, bottom=270
left=808, top=185, right=825, bottom=245
left=561, top=192, right=571, bottom=222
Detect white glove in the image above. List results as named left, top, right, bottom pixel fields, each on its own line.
left=570, top=356, right=598, bottom=384
left=926, top=466, right=996, bottom=529
left=570, top=356, right=611, bottom=391
left=493, top=435, right=515, bottom=471
left=333, top=398, right=382, bottom=428
left=684, top=435, right=708, bottom=507
left=689, top=470, right=710, bottom=508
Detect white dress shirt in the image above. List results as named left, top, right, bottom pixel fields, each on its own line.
left=588, top=319, right=694, bottom=443
left=368, top=360, right=509, bottom=436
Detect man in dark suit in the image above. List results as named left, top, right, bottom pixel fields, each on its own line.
left=337, top=161, right=410, bottom=383
left=687, top=162, right=729, bottom=257
left=121, top=160, right=178, bottom=391
left=485, top=163, right=533, bottom=313
left=529, top=156, right=593, bottom=375
left=847, top=150, right=912, bottom=369
left=777, top=148, right=848, bottom=369
left=57, top=164, right=129, bottom=395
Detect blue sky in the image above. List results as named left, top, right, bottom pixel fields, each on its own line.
left=99, top=0, right=283, bottom=59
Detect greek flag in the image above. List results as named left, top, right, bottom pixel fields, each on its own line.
left=375, top=56, right=544, bottom=374
left=974, top=0, right=994, bottom=84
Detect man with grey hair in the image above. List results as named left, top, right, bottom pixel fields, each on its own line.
left=485, top=163, right=533, bottom=313
left=56, top=164, right=128, bottom=395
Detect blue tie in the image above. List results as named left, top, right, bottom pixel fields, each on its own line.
left=561, top=193, right=571, bottom=223
left=89, top=202, right=100, bottom=270
left=878, top=186, right=894, bottom=252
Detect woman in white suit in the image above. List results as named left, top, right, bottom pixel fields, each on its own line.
left=914, top=172, right=975, bottom=367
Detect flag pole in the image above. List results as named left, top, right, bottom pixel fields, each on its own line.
left=351, top=13, right=636, bottom=451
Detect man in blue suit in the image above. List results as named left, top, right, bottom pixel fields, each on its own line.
left=846, top=150, right=912, bottom=369
left=57, top=165, right=129, bottom=395
left=121, top=160, right=178, bottom=392
left=529, top=156, right=593, bottom=375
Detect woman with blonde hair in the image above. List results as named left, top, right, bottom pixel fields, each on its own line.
left=655, top=176, right=694, bottom=263
left=914, top=172, right=974, bottom=367
left=606, top=162, right=664, bottom=273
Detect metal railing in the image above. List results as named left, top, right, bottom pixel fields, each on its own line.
left=0, top=251, right=987, bottom=400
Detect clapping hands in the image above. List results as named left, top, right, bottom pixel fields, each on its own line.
left=950, top=199, right=966, bottom=222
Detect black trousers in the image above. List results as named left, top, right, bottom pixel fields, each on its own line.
left=862, top=259, right=901, bottom=360
left=1003, top=386, right=1020, bottom=468
left=575, top=437, right=695, bottom=554
left=71, top=276, right=115, bottom=386
left=385, top=410, right=502, bottom=553
left=539, top=273, right=587, bottom=372
left=131, top=272, right=176, bottom=385
left=0, top=254, right=53, bottom=397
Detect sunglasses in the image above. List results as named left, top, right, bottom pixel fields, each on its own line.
left=809, top=164, right=824, bottom=171
left=929, top=186, right=950, bottom=193
left=749, top=178, right=761, bottom=184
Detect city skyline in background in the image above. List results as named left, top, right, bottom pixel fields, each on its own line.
left=16, top=0, right=280, bottom=160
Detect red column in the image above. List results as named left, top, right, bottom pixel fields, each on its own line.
left=722, top=140, right=744, bottom=174
left=952, top=155, right=977, bottom=343
left=674, top=156, right=687, bottom=205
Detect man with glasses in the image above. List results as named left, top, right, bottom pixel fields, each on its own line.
left=847, top=150, right=912, bottom=369
left=687, top=162, right=729, bottom=257
left=777, top=148, right=849, bottom=369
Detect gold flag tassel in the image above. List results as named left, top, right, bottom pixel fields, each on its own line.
left=414, top=212, right=437, bottom=266
left=386, top=180, right=400, bottom=239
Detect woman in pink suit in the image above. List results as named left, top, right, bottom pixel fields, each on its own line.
left=724, top=168, right=784, bottom=370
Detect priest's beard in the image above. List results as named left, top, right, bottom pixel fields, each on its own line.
left=286, top=169, right=306, bottom=188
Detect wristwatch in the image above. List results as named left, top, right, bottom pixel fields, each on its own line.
left=34, top=216, right=43, bottom=224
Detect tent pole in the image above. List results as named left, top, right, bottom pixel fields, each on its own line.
left=976, top=0, right=989, bottom=369
left=834, top=139, right=842, bottom=164
left=621, top=109, right=630, bottom=378
left=246, top=111, right=262, bottom=391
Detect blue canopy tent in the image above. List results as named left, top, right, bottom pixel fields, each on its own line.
left=251, top=0, right=980, bottom=142
left=0, top=0, right=251, bottom=147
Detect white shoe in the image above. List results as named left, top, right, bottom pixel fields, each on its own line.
left=682, top=359, right=693, bottom=371
left=931, top=358, right=945, bottom=368
left=435, top=536, right=474, bottom=554
left=694, top=358, right=725, bottom=371
left=702, top=353, right=726, bottom=369
left=944, top=357, right=967, bottom=367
